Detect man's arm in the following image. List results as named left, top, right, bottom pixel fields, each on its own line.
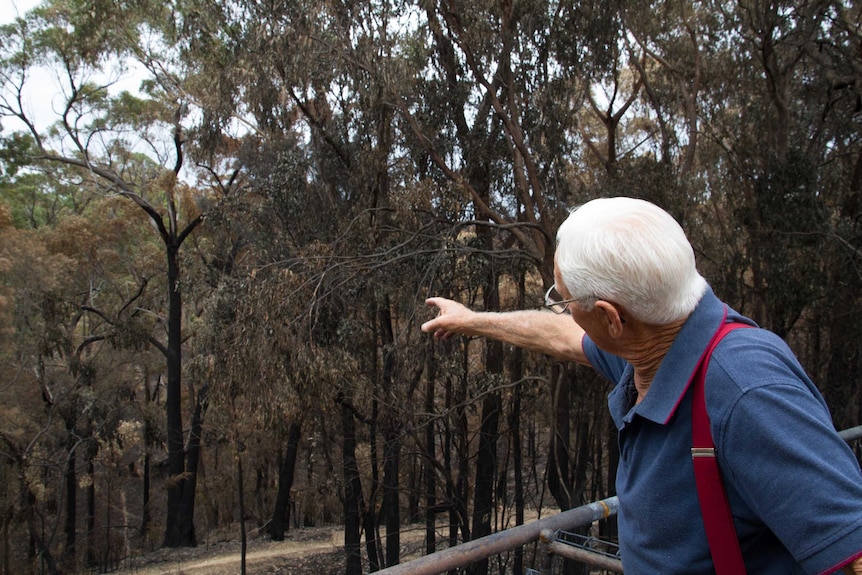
left=421, top=297, right=590, bottom=365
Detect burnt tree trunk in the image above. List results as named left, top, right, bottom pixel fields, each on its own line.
left=378, top=302, right=401, bottom=568
left=467, top=273, right=504, bottom=575
left=174, top=385, right=208, bottom=548
left=163, top=242, right=191, bottom=548
left=270, top=421, right=302, bottom=541
left=237, top=448, right=247, bottom=575
left=548, top=364, right=573, bottom=511
left=424, top=341, right=437, bottom=555
left=509, top=330, right=525, bottom=575
left=341, top=399, right=363, bottom=575
left=63, top=417, right=77, bottom=560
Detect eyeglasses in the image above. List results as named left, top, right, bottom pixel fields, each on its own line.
left=544, top=285, right=580, bottom=315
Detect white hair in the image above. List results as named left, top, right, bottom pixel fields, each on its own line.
left=555, top=197, right=708, bottom=325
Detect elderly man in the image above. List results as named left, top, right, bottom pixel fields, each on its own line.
left=422, top=197, right=862, bottom=574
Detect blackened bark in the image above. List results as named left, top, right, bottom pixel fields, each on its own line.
left=367, top=395, right=381, bottom=569
left=362, top=508, right=381, bottom=572
left=468, top=274, right=504, bottom=575
left=382, top=435, right=400, bottom=568
left=547, top=364, right=573, bottom=511
left=237, top=450, right=247, bottom=575
left=3, top=511, right=10, bottom=575
left=455, top=377, right=471, bottom=541
left=270, top=421, right=302, bottom=541
left=378, top=303, right=400, bottom=568
left=424, top=342, right=437, bottom=555
left=467, top=388, right=501, bottom=575
left=177, top=385, right=208, bottom=548
left=509, top=347, right=525, bottom=575
left=63, top=420, right=76, bottom=559
left=163, top=243, right=188, bottom=548
left=86, top=450, right=96, bottom=566
left=142, top=453, right=151, bottom=534
left=455, top=369, right=471, bottom=543
left=444, top=373, right=458, bottom=555
left=341, top=402, right=363, bottom=575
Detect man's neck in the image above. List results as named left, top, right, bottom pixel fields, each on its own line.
left=626, top=319, right=687, bottom=404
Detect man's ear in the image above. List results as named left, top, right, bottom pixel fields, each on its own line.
left=595, top=300, right=626, bottom=338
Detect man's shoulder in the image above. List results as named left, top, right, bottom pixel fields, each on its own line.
left=705, top=326, right=827, bottom=429
left=710, top=325, right=806, bottom=391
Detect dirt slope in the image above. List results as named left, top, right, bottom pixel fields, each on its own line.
left=115, top=527, right=348, bottom=575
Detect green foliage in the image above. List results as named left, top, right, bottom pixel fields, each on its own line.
left=30, top=0, right=152, bottom=66
left=555, top=0, right=625, bottom=77
left=0, top=131, right=35, bottom=179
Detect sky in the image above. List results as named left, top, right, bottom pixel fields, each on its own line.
left=1, top=0, right=53, bottom=133
left=1, top=0, right=150, bottom=135
left=2, top=0, right=41, bottom=24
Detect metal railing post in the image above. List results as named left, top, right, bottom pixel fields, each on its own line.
left=538, top=528, right=556, bottom=575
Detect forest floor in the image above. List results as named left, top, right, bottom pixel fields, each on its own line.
left=114, top=509, right=557, bottom=575
left=113, top=522, right=432, bottom=575
left=113, top=507, right=561, bottom=575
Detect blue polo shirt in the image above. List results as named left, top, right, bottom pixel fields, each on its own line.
left=583, top=288, right=862, bottom=574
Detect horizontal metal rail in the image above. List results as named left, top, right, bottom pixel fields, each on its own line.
left=541, top=529, right=624, bottom=573
left=839, top=425, right=862, bottom=442
left=553, top=529, right=621, bottom=562
left=371, top=497, right=619, bottom=575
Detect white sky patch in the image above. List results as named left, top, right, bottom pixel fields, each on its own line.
left=1, top=0, right=151, bottom=133
left=2, top=0, right=41, bottom=24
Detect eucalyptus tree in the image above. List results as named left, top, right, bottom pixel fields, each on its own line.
left=803, top=2, right=862, bottom=429
left=687, top=0, right=828, bottom=336
left=170, top=2, right=641, bottom=573
left=675, top=0, right=862, bottom=433
left=0, top=189, right=162, bottom=572
left=0, top=133, right=79, bottom=227
left=192, top=268, right=326, bottom=570
left=0, top=211, right=81, bottom=574
left=396, top=6, right=613, bottom=571
left=0, top=0, right=223, bottom=549
left=170, top=1, right=444, bottom=570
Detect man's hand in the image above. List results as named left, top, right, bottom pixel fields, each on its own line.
left=421, top=297, right=475, bottom=339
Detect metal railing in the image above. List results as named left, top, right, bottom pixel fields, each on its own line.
left=370, top=425, right=862, bottom=575
left=371, top=497, right=619, bottom=575
left=839, top=425, right=862, bottom=442
left=544, top=529, right=623, bottom=573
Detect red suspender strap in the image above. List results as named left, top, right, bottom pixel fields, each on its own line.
left=691, top=321, right=752, bottom=575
